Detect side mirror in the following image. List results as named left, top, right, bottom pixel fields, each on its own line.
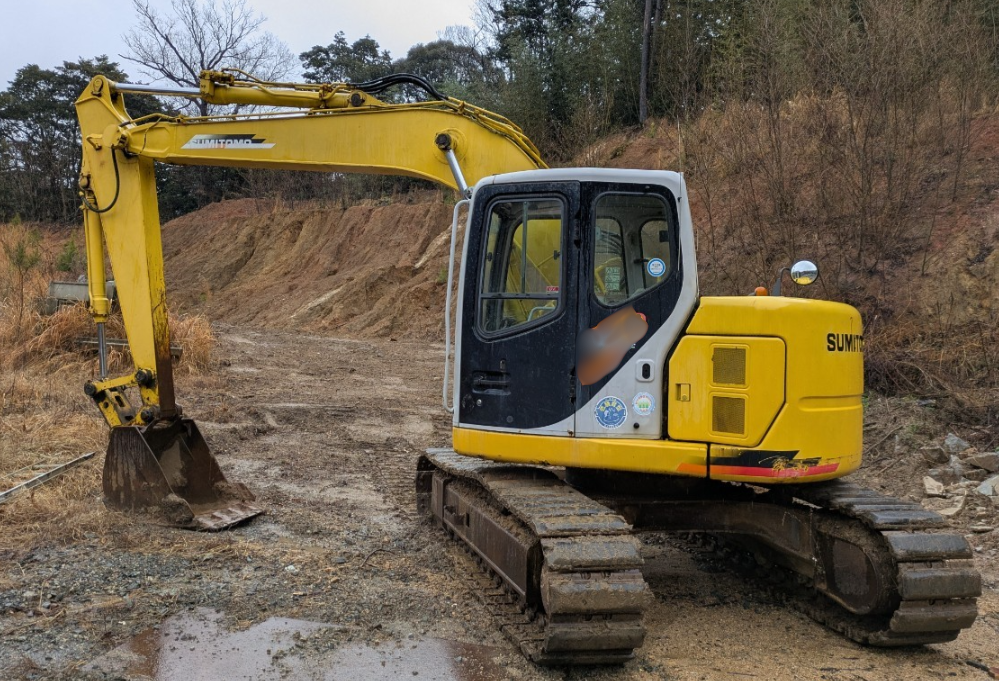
left=790, top=260, right=818, bottom=286
left=772, top=260, right=819, bottom=296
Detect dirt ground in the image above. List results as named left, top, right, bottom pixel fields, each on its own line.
left=0, top=325, right=996, bottom=680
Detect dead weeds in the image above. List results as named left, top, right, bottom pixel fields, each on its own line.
left=0, top=220, right=221, bottom=560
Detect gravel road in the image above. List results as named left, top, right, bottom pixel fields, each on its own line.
left=1, top=326, right=996, bottom=680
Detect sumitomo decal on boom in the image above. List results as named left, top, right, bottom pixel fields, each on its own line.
left=182, top=134, right=275, bottom=150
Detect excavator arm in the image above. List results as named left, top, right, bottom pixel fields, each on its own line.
left=75, top=70, right=545, bottom=528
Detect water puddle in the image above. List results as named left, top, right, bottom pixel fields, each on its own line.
left=331, top=639, right=506, bottom=681
left=84, top=608, right=506, bottom=680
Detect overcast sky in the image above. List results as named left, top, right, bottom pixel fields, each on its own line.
left=0, top=0, right=476, bottom=87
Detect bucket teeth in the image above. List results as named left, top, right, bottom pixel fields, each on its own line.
left=191, top=502, right=264, bottom=531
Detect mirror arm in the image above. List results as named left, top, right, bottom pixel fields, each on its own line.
left=771, top=266, right=791, bottom=296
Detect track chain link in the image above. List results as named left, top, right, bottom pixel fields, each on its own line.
left=791, top=479, right=980, bottom=645
left=419, top=450, right=650, bottom=664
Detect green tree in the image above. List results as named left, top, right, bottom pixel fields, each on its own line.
left=300, top=33, right=394, bottom=84
left=478, top=0, right=597, bottom=157
left=3, top=228, right=41, bottom=333
left=395, top=40, right=495, bottom=99
left=650, top=0, right=742, bottom=121
left=0, top=57, right=158, bottom=224
left=56, top=237, right=79, bottom=273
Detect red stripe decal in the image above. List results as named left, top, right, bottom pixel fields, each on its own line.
left=711, top=463, right=840, bottom=478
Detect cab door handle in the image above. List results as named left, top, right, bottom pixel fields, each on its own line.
left=472, top=371, right=510, bottom=394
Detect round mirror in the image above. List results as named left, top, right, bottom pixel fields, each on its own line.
left=790, top=260, right=819, bottom=286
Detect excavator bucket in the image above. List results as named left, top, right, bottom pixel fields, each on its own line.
left=102, top=418, right=262, bottom=530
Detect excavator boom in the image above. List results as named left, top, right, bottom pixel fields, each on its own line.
left=76, top=70, right=545, bottom=529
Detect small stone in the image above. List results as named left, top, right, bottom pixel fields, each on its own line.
left=923, top=476, right=946, bottom=497
left=928, top=466, right=962, bottom=486
left=938, top=494, right=966, bottom=517
left=970, top=525, right=994, bottom=533
left=943, top=433, right=972, bottom=454
left=284, top=565, right=299, bottom=574
left=923, top=492, right=966, bottom=517
left=965, top=452, right=999, bottom=473
left=976, top=475, right=999, bottom=497
left=22, top=591, right=37, bottom=600
left=919, top=445, right=949, bottom=465
left=964, top=469, right=990, bottom=482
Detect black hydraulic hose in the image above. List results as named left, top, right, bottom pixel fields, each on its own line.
left=80, top=148, right=121, bottom=214
left=350, top=73, right=448, bottom=101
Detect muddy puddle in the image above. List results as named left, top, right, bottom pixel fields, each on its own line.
left=83, top=608, right=506, bottom=680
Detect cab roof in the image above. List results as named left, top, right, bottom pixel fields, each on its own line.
left=477, top=168, right=685, bottom=194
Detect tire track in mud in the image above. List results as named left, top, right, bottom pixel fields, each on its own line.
left=215, top=328, right=450, bottom=521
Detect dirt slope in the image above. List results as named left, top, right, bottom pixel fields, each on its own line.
left=590, top=119, right=999, bottom=327
left=162, top=192, right=458, bottom=340
left=162, top=121, right=999, bottom=349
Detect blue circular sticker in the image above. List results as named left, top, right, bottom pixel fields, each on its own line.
left=632, top=392, right=655, bottom=417
left=646, top=258, right=666, bottom=278
left=594, top=396, right=628, bottom=429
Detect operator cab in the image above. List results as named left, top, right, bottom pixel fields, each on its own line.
left=454, top=169, right=698, bottom=439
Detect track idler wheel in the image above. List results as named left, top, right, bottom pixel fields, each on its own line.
left=813, top=519, right=898, bottom=616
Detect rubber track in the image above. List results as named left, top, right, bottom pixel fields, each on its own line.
left=422, top=450, right=650, bottom=664
left=789, top=479, right=980, bottom=645
left=688, top=480, right=982, bottom=645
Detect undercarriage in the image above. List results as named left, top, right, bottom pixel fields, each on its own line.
left=418, top=450, right=981, bottom=664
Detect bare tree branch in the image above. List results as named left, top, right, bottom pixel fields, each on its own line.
left=121, top=0, right=293, bottom=115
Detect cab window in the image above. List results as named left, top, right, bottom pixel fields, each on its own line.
left=593, top=193, right=674, bottom=307
left=479, top=198, right=564, bottom=334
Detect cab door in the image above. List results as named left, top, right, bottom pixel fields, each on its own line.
left=574, top=182, right=686, bottom=438
left=456, top=182, right=580, bottom=434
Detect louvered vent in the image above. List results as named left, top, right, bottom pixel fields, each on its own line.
left=712, top=346, right=747, bottom=386
left=713, top=396, right=746, bottom=434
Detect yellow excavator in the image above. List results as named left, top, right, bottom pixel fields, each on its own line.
left=76, top=70, right=980, bottom=664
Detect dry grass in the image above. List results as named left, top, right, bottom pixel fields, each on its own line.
left=0, top=385, right=110, bottom=559
left=170, top=312, right=217, bottom=374
left=0, top=221, right=222, bottom=556
left=2, top=301, right=216, bottom=376
left=864, top=315, right=999, bottom=441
